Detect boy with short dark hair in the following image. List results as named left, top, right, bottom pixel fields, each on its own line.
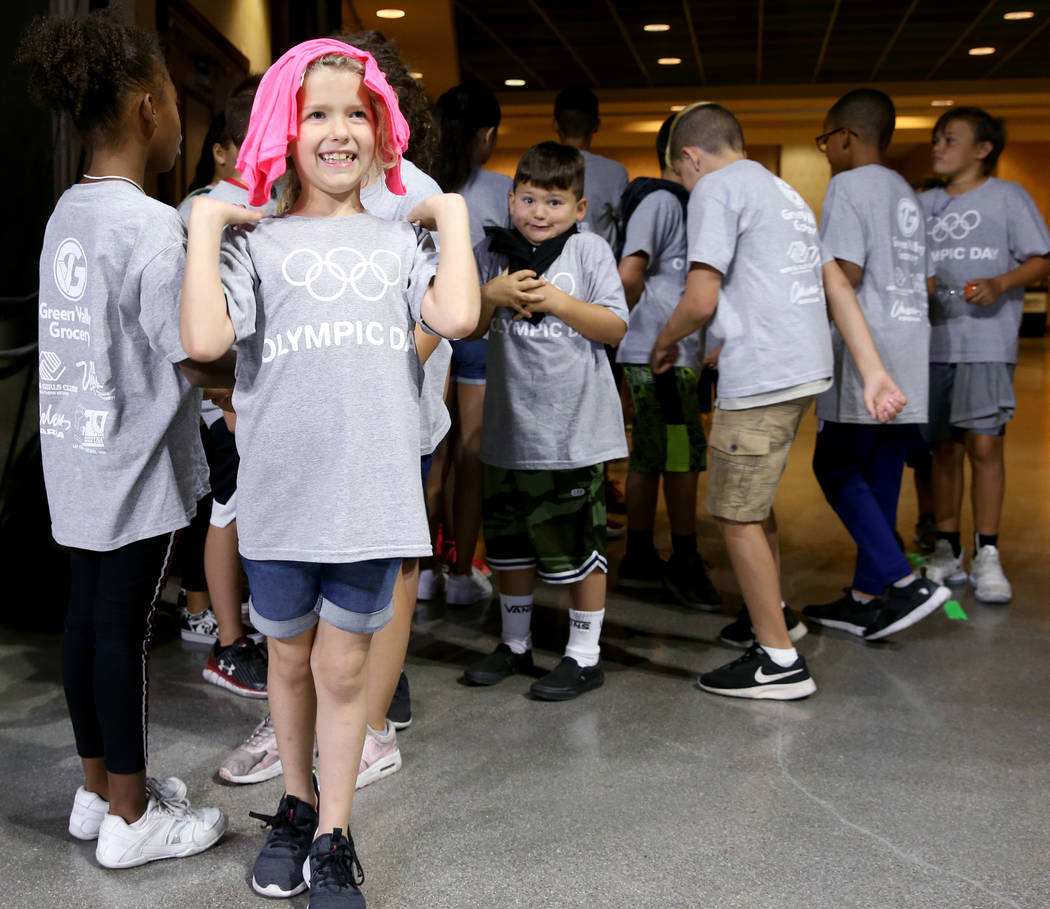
left=615, top=114, right=719, bottom=610
left=553, top=88, right=629, bottom=253
left=463, top=141, right=628, bottom=700
left=651, top=103, right=906, bottom=700
left=804, top=88, right=951, bottom=640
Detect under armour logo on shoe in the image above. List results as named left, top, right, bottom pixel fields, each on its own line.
left=219, top=659, right=236, bottom=674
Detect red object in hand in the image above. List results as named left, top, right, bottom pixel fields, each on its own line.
left=965, top=281, right=978, bottom=295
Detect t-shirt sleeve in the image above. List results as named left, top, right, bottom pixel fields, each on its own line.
left=138, top=237, right=190, bottom=364
left=473, top=237, right=505, bottom=284
left=622, top=192, right=678, bottom=262
left=820, top=176, right=867, bottom=269
left=687, top=189, right=738, bottom=274
left=219, top=224, right=260, bottom=343
left=581, top=237, right=629, bottom=324
left=406, top=225, right=440, bottom=325
left=1005, top=183, right=1050, bottom=262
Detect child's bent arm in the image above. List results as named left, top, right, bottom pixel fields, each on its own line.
left=836, top=258, right=863, bottom=289
left=179, top=350, right=237, bottom=388
left=650, top=264, right=721, bottom=373
left=964, top=253, right=1050, bottom=306
left=618, top=254, right=649, bottom=308
left=181, top=198, right=259, bottom=361
left=410, top=194, right=481, bottom=339
left=524, top=283, right=626, bottom=346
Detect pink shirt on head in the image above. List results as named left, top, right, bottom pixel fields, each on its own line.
left=236, top=38, right=411, bottom=207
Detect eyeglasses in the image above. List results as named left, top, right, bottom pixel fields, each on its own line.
left=814, top=127, right=856, bottom=152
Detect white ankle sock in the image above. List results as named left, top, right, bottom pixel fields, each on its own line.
left=851, top=590, right=875, bottom=603
left=500, top=594, right=533, bottom=654
left=760, top=644, right=798, bottom=668
left=565, top=608, right=604, bottom=668
left=367, top=720, right=395, bottom=742
left=892, top=572, right=917, bottom=587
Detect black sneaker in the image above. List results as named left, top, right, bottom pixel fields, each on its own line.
left=463, top=644, right=534, bottom=686
left=616, top=549, right=666, bottom=590
left=203, top=635, right=268, bottom=698
left=698, top=645, right=816, bottom=700
left=913, top=514, right=937, bottom=554
left=386, top=671, right=411, bottom=729
left=664, top=554, right=722, bottom=611
left=529, top=657, right=604, bottom=701
left=801, top=590, right=880, bottom=638
left=719, top=604, right=807, bottom=648
left=863, top=575, right=950, bottom=641
left=304, top=828, right=365, bottom=909
left=249, top=794, right=319, bottom=898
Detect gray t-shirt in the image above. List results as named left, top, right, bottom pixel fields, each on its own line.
left=461, top=164, right=512, bottom=248
left=688, top=159, right=834, bottom=401
left=476, top=231, right=629, bottom=469
left=176, top=179, right=277, bottom=229
left=363, top=159, right=451, bottom=455
left=615, top=189, right=699, bottom=368
left=220, top=213, right=439, bottom=561
left=580, top=149, right=629, bottom=252
left=39, top=182, right=208, bottom=550
left=920, top=178, right=1050, bottom=364
left=817, top=165, right=931, bottom=424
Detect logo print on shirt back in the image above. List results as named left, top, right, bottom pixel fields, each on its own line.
left=896, top=198, right=920, bottom=237
left=930, top=210, right=981, bottom=243
left=54, top=238, right=87, bottom=301
left=283, top=247, right=402, bottom=302
left=773, top=177, right=804, bottom=208
left=39, top=351, right=66, bottom=382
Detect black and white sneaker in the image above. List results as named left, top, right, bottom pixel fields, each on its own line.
left=203, top=635, right=268, bottom=698
left=664, top=554, right=722, bottom=611
left=303, top=828, right=365, bottom=909
left=698, top=645, right=816, bottom=700
left=801, top=590, right=880, bottom=638
left=863, top=576, right=950, bottom=641
left=249, top=794, right=318, bottom=897
left=386, top=671, right=411, bottom=729
left=463, top=644, right=534, bottom=686
left=529, top=657, right=604, bottom=701
left=719, top=604, right=807, bottom=648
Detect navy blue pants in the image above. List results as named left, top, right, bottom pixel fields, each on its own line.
left=812, top=421, right=912, bottom=595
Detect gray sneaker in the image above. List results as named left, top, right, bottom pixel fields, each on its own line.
left=249, top=794, right=318, bottom=898
left=303, top=828, right=366, bottom=908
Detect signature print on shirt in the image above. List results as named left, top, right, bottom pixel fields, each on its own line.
left=282, top=246, right=402, bottom=302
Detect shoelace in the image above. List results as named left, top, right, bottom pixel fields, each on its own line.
left=145, top=779, right=191, bottom=817
left=244, top=716, right=275, bottom=748
left=313, top=828, right=364, bottom=890
left=249, top=798, right=313, bottom=855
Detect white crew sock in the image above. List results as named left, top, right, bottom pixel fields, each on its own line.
left=564, top=608, right=604, bottom=668
left=892, top=572, right=917, bottom=587
left=500, top=594, right=533, bottom=654
left=760, top=644, right=798, bottom=668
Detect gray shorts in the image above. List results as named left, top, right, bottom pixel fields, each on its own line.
left=925, top=362, right=1016, bottom=443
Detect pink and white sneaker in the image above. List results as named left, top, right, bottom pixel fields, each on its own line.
left=355, top=722, right=401, bottom=789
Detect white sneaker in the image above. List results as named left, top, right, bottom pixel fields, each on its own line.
left=923, top=539, right=967, bottom=585
left=69, top=777, right=188, bottom=840
left=416, top=566, right=446, bottom=601
left=356, top=723, right=402, bottom=789
left=95, top=787, right=227, bottom=868
left=970, top=544, right=1012, bottom=603
left=445, top=566, right=492, bottom=605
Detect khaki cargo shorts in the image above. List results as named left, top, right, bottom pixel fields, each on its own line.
left=706, top=396, right=815, bottom=522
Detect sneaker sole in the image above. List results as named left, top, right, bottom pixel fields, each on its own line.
left=463, top=669, right=515, bottom=686
left=387, top=715, right=412, bottom=731
left=69, top=822, right=101, bottom=841
left=252, top=876, right=308, bottom=898
left=802, top=615, right=867, bottom=637
left=970, top=575, right=1012, bottom=604
left=697, top=677, right=817, bottom=700
left=95, top=815, right=228, bottom=868
left=356, top=749, right=402, bottom=789
left=202, top=668, right=268, bottom=699
left=719, top=634, right=753, bottom=649
left=180, top=630, right=218, bottom=645
left=218, top=759, right=283, bottom=785
left=928, top=568, right=967, bottom=585
left=863, top=586, right=951, bottom=641
left=530, top=673, right=604, bottom=701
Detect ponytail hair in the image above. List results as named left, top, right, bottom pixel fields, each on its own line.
left=432, top=83, right=502, bottom=192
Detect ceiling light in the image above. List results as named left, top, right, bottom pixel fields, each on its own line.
left=1003, top=11, right=1035, bottom=20
left=930, top=99, right=954, bottom=107
left=670, top=104, right=686, bottom=111
left=504, top=78, right=526, bottom=87
left=644, top=24, right=670, bottom=32
left=376, top=9, right=405, bottom=18
left=896, top=116, right=937, bottom=129
left=657, top=57, right=682, bottom=65
left=968, top=46, right=996, bottom=55
left=409, top=71, right=423, bottom=80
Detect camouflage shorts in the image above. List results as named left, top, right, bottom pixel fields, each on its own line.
left=482, top=464, right=607, bottom=584
left=624, top=365, right=707, bottom=474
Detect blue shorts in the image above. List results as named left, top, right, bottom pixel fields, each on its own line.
left=243, top=557, right=399, bottom=638
left=449, top=338, right=487, bottom=385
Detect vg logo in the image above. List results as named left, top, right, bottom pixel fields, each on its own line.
left=896, top=198, right=920, bottom=237
left=54, top=238, right=87, bottom=301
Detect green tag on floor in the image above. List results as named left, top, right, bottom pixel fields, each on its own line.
left=907, top=552, right=926, bottom=568
left=943, top=600, right=967, bottom=620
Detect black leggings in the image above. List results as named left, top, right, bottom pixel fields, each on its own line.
left=61, top=532, right=177, bottom=775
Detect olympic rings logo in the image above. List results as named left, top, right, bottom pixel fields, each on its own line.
left=282, top=247, right=402, bottom=302
left=930, top=210, right=981, bottom=243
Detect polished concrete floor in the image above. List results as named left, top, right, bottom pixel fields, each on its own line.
left=2, top=338, right=1048, bottom=909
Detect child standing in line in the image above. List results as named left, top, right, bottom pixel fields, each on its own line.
left=615, top=114, right=720, bottom=611
left=462, top=142, right=628, bottom=700
left=19, top=11, right=227, bottom=866
left=180, top=40, right=478, bottom=907
left=804, top=88, right=951, bottom=640
left=918, top=107, right=1050, bottom=601
left=651, top=103, right=906, bottom=700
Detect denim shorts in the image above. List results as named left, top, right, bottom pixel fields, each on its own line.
left=243, top=557, right=399, bottom=639
left=449, top=338, right=487, bottom=385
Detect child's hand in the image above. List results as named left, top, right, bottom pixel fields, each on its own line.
left=963, top=277, right=1005, bottom=306
left=204, top=388, right=235, bottom=413
left=650, top=340, right=679, bottom=375
left=863, top=370, right=907, bottom=423
left=484, top=269, right=546, bottom=318
left=406, top=193, right=468, bottom=231
left=190, top=196, right=263, bottom=229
